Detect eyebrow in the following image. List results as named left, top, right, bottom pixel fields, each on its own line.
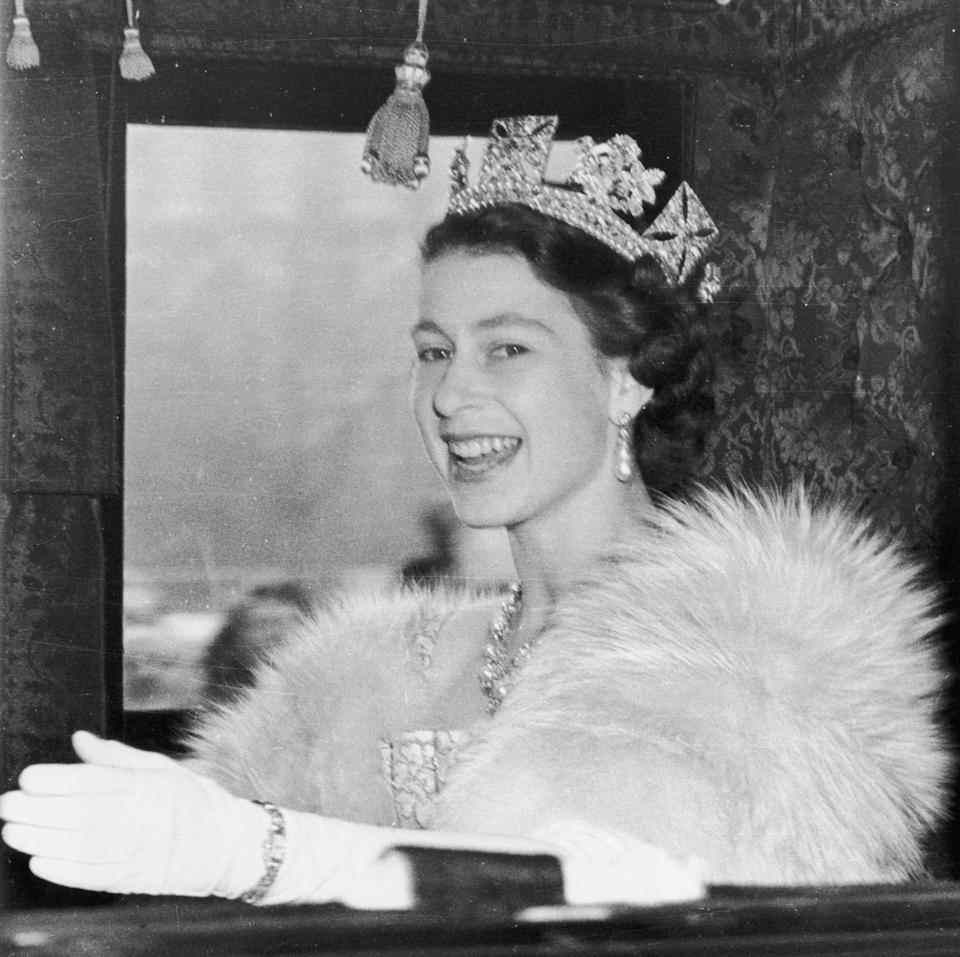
left=410, top=313, right=558, bottom=338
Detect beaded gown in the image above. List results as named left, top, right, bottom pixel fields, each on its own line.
left=380, top=728, right=470, bottom=829
left=381, top=582, right=523, bottom=828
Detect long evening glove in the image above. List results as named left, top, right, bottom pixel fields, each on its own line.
left=0, top=733, right=541, bottom=906
left=0, top=733, right=705, bottom=906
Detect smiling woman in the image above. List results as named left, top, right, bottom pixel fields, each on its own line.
left=0, top=115, right=948, bottom=909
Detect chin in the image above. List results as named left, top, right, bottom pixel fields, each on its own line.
left=450, top=503, right=516, bottom=530
left=448, top=489, right=525, bottom=530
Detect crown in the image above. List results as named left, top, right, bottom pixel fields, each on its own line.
left=447, top=116, right=720, bottom=296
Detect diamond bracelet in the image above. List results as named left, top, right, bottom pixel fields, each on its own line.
left=240, top=800, right=287, bottom=905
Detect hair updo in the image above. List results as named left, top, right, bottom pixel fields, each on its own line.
left=420, top=204, right=716, bottom=496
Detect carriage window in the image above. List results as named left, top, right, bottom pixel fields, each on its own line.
left=121, top=65, right=686, bottom=717
left=124, top=126, right=575, bottom=711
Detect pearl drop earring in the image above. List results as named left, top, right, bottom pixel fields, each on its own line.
left=615, top=412, right=633, bottom=483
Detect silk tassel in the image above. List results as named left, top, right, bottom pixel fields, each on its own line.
left=119, top=0, right=155, bottom=81
left=6, top=0, right=39, bottom=71
left=361, top=0, right=431, bottom=189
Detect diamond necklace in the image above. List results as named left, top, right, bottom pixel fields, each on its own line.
left=479, top=582, right=537, bottom=715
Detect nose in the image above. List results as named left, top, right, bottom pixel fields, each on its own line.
left=431, top=353, right=484, bottom=419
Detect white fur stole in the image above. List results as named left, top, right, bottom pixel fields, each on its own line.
left=186, top=486, right=950, bottom=885
left=434, top=486, right=950, bottom=884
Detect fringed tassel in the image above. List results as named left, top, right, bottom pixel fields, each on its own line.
left=6, top=0, right=39, bottom=71
left=119, top=0, right=155, bottom=81
left=361, top=0, right=431, bottom=189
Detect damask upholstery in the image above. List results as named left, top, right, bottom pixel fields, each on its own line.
left=697, top=16, right=947, bottom=548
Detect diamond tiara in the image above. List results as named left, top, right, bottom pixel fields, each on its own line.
left=447, top=116, right=719, bottom=293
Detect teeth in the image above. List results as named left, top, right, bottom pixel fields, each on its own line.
left=448, top=436, right=519, bottom=459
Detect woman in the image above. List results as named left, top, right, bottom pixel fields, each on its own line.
left=0, top=117, right=948, bottom=907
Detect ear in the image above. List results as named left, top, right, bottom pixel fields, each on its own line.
left=606, top=357, right=653, bottom=421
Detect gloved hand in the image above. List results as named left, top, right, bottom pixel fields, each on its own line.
left=0, top=731, right=267, bottom=898
left=0, top=732, right=419, bottom=907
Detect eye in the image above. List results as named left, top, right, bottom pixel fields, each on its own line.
left=416, top=345, right=452, bottom=363
left=490, top=343, right=529, bottom=359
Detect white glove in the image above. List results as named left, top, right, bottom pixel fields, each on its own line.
left=0, top=732, right=419, bottom=907
left=0, top=731, right=267, bottom=898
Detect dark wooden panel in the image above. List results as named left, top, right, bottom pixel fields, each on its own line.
left=0, top=15, right=119, bottom=497
left=0, top=492, right=113, bottom=908
left=0, top=13, right=120, bottom=909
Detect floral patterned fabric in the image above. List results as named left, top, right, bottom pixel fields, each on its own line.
left=697, top=16, right=947, bottom=550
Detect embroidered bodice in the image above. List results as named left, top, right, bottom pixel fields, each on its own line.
left=380, top=729, right=471, bottom=828
left=378, top=598, right=487, bottom=828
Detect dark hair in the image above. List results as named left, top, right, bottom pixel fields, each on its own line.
left=421, top=204, right=715, bottom=495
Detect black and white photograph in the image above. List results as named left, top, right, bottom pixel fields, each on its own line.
left=0, top=0, right=958, bottom=952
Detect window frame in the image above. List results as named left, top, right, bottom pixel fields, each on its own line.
left=108, top=57, right=694, bottom=750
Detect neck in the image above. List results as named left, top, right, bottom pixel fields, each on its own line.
left=506, top=478, right=651, bottom=638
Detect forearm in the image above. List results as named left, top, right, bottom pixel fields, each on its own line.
left=254, top=807, right=553, bottom=907
left=252, top=807, right=704, bottom=908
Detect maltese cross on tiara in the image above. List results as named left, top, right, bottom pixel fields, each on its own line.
left=447, top=116, right=719, bottom=297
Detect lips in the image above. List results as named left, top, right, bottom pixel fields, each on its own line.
left=444, top=434, right=521, bottom=481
